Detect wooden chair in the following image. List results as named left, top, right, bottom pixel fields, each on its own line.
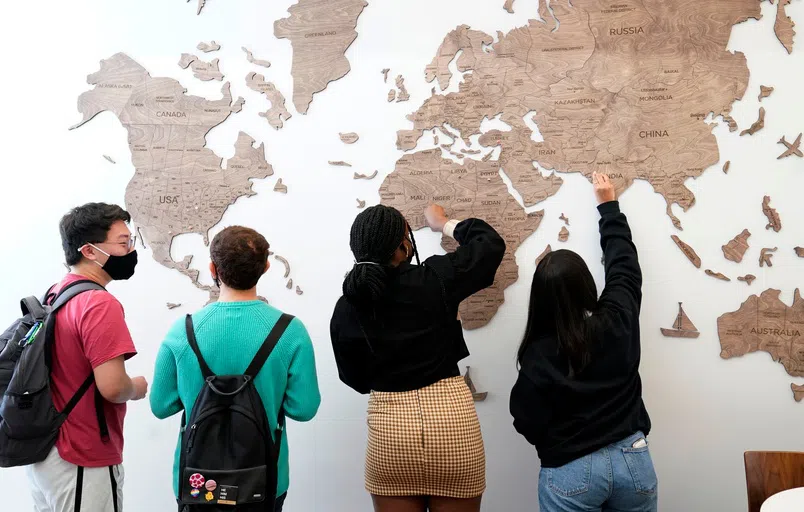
left=744, top=451, right=804, bottom=512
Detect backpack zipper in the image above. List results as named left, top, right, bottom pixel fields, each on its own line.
left=187, top=424, right=197, bottom=450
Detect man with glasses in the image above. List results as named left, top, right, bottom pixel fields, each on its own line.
left=26, top=202, right=148, bottom=511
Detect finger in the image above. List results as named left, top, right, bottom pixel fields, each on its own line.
left=592, top=172, right=599, bottom=185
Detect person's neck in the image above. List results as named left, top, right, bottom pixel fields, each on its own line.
left=71, top=262, right=112, bottom=287
left=217, top=286, right=259, bottom=303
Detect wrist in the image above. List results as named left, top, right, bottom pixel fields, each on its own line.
left=443, top=219, right=461, bottom=239
left=597, top=200, right=620, bottom=215
left=438, top=216, right=450, bottom=231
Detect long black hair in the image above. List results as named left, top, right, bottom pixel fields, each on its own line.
left=518, top=249, right=598, bottom=376
left=342, top=205, right=420, bottom=306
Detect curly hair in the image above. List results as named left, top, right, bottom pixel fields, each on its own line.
left=210, top=226, right=270, bottom=290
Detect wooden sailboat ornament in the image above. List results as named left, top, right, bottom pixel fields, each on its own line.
left=660, top=302, right=700, bottom=339
left=463, top=366, right=488, bottom=402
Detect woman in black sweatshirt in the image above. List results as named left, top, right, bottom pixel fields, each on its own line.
left=331, top=203, right=505, bottom=512
left=509, top=173, right=657, bottom=512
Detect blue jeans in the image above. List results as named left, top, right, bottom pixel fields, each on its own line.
left=538, top=432, right=658, bottom=512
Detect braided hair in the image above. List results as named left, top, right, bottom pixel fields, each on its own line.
left=343, top=205, right=420, bottom=306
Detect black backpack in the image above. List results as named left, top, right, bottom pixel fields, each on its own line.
left=0, top=279, right=109, bottom=467
left=179, top=313, right=293, bottom=511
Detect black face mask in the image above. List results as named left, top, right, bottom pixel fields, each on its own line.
left=91, top=245, right=138, bottom=280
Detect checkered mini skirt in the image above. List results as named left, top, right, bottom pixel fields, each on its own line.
left=365, top=376, right=486, bottom=498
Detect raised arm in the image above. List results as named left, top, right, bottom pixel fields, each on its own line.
left=593, top=173, right=642, bottom=316
left=423, top=204, right=506, bottom=306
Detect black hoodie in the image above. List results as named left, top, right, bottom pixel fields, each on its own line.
left=510, top=201, right=651, bottom=468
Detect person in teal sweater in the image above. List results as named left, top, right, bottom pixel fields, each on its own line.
left=150, top=226, right=321, bottom=511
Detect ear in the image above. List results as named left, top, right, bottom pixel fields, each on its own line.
left=78, top=244, right=100, bottom=262
left=208, top=261, right=216, bottom=279
left=264, top=260, right=270, bottom=274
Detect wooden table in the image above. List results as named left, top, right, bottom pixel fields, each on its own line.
left=761, top=487, right=804, bottom=511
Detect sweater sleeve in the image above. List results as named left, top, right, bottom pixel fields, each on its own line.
left=426, top=218, right=506, bottom=306
left=330, top=301, right=372, bottom=395
left=150, top=342, right=183, bottom=420
left=282, top=319, right=321, bottom=422
left=597, top=201, right=642, bottom=317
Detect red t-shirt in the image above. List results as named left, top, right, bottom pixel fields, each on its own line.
left=50, top=274, right=137, bottom=467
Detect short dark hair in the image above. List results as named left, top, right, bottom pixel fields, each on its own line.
left=60, top=203, right=131, bottom=266
left=210, top=226, right=270, bottom=290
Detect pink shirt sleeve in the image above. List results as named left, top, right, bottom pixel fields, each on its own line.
left=77, top=292, right=137, bottom=368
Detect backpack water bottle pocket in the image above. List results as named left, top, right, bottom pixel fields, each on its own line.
left=180, top=465, right=268, bottom=506
left=0, top=387, right=60, bottom=439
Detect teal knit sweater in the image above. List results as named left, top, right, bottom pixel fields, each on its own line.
left=150, top=301, right=321, bottom=499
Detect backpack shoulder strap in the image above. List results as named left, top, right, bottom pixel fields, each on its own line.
left=50, top=280, right=106, bottom=312
left=185, top=315, right=214, bottom=379
left=245, top=313, right=294, bottom=378
left=44, top=279, right=109, bottom=440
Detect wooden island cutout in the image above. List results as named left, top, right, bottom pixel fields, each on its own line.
left=759, top=247, right=778, bottom=268
left=197, top=41, right=221, bottom=53
left=758, top=85, right=774, bottom=101
left=740, top=107, right=765, bottom=136
left=762, top=196, right=782, bottom=232
left=706, top=269, right=731, bottom=282
left=722, top=229, right=751, bottom=263
left=340, top=132, right=359, bottom=144
left=792, top=384, right=804, bottom=403
left=671, top=235, right=702, bottom=268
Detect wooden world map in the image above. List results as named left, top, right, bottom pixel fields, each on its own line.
left=382, top=0, right=798, bottom=327
left=76, top=1, right=800, bottom=394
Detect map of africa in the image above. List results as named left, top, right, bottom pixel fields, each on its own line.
left=76, top=0, right=797, bottom=333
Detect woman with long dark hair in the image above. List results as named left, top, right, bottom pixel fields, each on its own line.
left=331, top=203, right=505, bottom=512
left=510, top=173, right=657, bottom=512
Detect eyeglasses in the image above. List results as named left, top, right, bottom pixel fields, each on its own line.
left=77, top=236, right=137, bottom=253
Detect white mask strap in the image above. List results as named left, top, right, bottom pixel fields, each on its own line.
left=78, top=243, right=110, bottom=267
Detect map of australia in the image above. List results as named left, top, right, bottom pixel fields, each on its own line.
left=383, top=0, right=797, bottom=327
left=71, top=53, right=274, bottom=294
left=718, top=289, right=804, bottom=399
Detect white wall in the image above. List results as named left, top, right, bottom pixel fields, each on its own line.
left=0, top=1, right=803, bottom=510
